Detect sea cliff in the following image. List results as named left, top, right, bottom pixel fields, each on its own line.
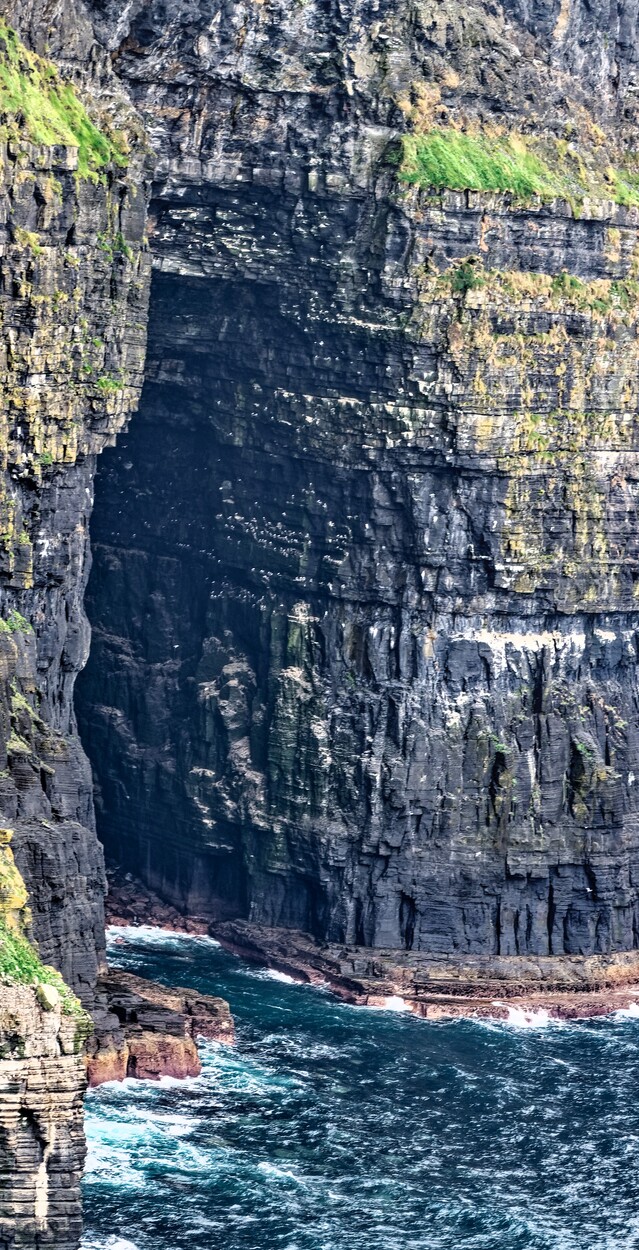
left=78, top=0, right=639, bottom=962
left=3, top=0, right=639, bottom=1242
left=0, top=3, right=150, bottom=1240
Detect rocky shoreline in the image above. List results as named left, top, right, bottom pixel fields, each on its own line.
left=105, top=870, right=639, bottom=1023
left=87, top=969, right=234, bottom=1088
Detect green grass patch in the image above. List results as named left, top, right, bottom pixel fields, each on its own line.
left=0, top=919, right=90, bottom=1029
left=96, top=375, right=125, bottom=394
left=0, top=19, right=126, bottom=181
left=398, top=128, right=639, bottom=211
left=0, top=610, right=32, bottom=634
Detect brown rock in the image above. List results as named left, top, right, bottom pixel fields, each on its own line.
left=124, top=1033, right=201, bottom=1082
left=212, top=919, right=639, bottom=1022
left=87, top=969, right=234, bottom=1087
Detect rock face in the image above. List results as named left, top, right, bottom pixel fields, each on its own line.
left=0, top=986, right=87, bottom=1250
left=0, top=3, right=151, bottom=1245
left=76, top=0, right=639, bottom=962
left=211, top=917, right=639, bottom=1021
left=0, top=3, right=151, bottom=997
left=71, top=0, right=639, bottom=963
left=88, top=968, right=234, bottom=1086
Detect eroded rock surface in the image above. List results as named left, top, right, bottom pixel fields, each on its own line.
left=75, top=0, right=639, bottom=962
left=0, top=987, right=87, bottom=1250
left=0, top=2, right=151, bottom=1243
left=88, top=969, right=234, bottom=1085
left=212, top=918, right=639, bottom=1021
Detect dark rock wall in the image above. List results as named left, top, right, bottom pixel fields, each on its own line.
left=77, top=0, right=639, bottom=959
left=0, top=3, right=151, bottom=998
left=0, top=5, right=151, bottom=1244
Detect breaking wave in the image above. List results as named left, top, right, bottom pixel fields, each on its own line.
left=81, top=926, right=639, bottom=1250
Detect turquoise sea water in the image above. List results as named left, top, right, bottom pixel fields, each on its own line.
left=81, top=926, right=639, bottom=1250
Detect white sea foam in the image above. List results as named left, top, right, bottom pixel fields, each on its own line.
left=257, top=1160, right=307, bottom=1185
left=106, top=923, right=220, bottom=948
left=81, top=1236, right=140, bottom=1249
left=87, top=927, right=639, bottom=1250
left=264, top=969, right=298, bottom=984
left=505, top=1006, right=551, bottom=1029
left=365, top=995, right=412, bottom=1013
left=614, top=1002, right=639, bottom=1018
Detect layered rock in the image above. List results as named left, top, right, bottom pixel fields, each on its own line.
left=0, top=821, right=92, bottom=1248
left=212, top=917, right=639, bottom=1021
left=88, top=968, right=234, bottom=1085
left=0, top=6, right=151, bottom=1245
left=0, top=5, right=151, bottom=996
left=0, top=0, right=150, bottom=995
left=0, top=985, right=87, bottom=1250
left=74, top=0, right=639, bottom=965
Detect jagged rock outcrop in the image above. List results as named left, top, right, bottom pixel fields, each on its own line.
left=88, top=968, right=234, bottom=1085
left=212, top=916, right=639, bottom=1020
left=75, top=0, right=639, bottom=963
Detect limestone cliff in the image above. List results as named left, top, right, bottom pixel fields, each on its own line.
left=76, top=0, right=639, bottom=961
left=0, top=826, right=92, bottom=1248
left=0, top=4, right=150, bottom=994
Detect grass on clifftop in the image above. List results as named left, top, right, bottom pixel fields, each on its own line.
left=0, top=19, right=126, bottom=180
left=398, top=128, right=639, bottom=211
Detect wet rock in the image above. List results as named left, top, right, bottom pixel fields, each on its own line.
left=105, top=867, right=210, bottom=934
left=212, top=918, right=639, bottom=1021
left=87, top=969, right=234, bottom=1087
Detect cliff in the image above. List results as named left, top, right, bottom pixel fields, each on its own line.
left=75, top=0, right=639, bottom=963
left=0, top=985, right=88, bottom=1250
left=0, top=5, right=151, bottom=1244
left=0, top=825, right=92, bottom=1247
left=0, top=3, right=150, bottom=996
left=1, top=0, right=639, bottom=1243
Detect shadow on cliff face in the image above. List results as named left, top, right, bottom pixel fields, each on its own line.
left=75, top=190, right=639, bottom=963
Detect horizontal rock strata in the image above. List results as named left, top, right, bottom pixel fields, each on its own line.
left=213, top=918, right=639, bottom=1021
left=0, top=986, right=87, bottom=1250
left=76, top=0, right=639, bottom=969
left=88, top=969, right=234, bottom=1086
left=0, top=3, right=152, bottom=1245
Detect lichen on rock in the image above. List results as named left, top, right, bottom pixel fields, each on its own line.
left=72, top=0, right=639, bottom=973
left=0, top=3, right=152, bottom=1245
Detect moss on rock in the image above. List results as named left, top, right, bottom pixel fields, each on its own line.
left=0, top=831, right=90, bottom=1028
left=0, top=19, right=125, bottom=181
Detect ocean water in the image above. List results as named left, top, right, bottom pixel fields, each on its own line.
left=81, top=926, right=639, bottom=1250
